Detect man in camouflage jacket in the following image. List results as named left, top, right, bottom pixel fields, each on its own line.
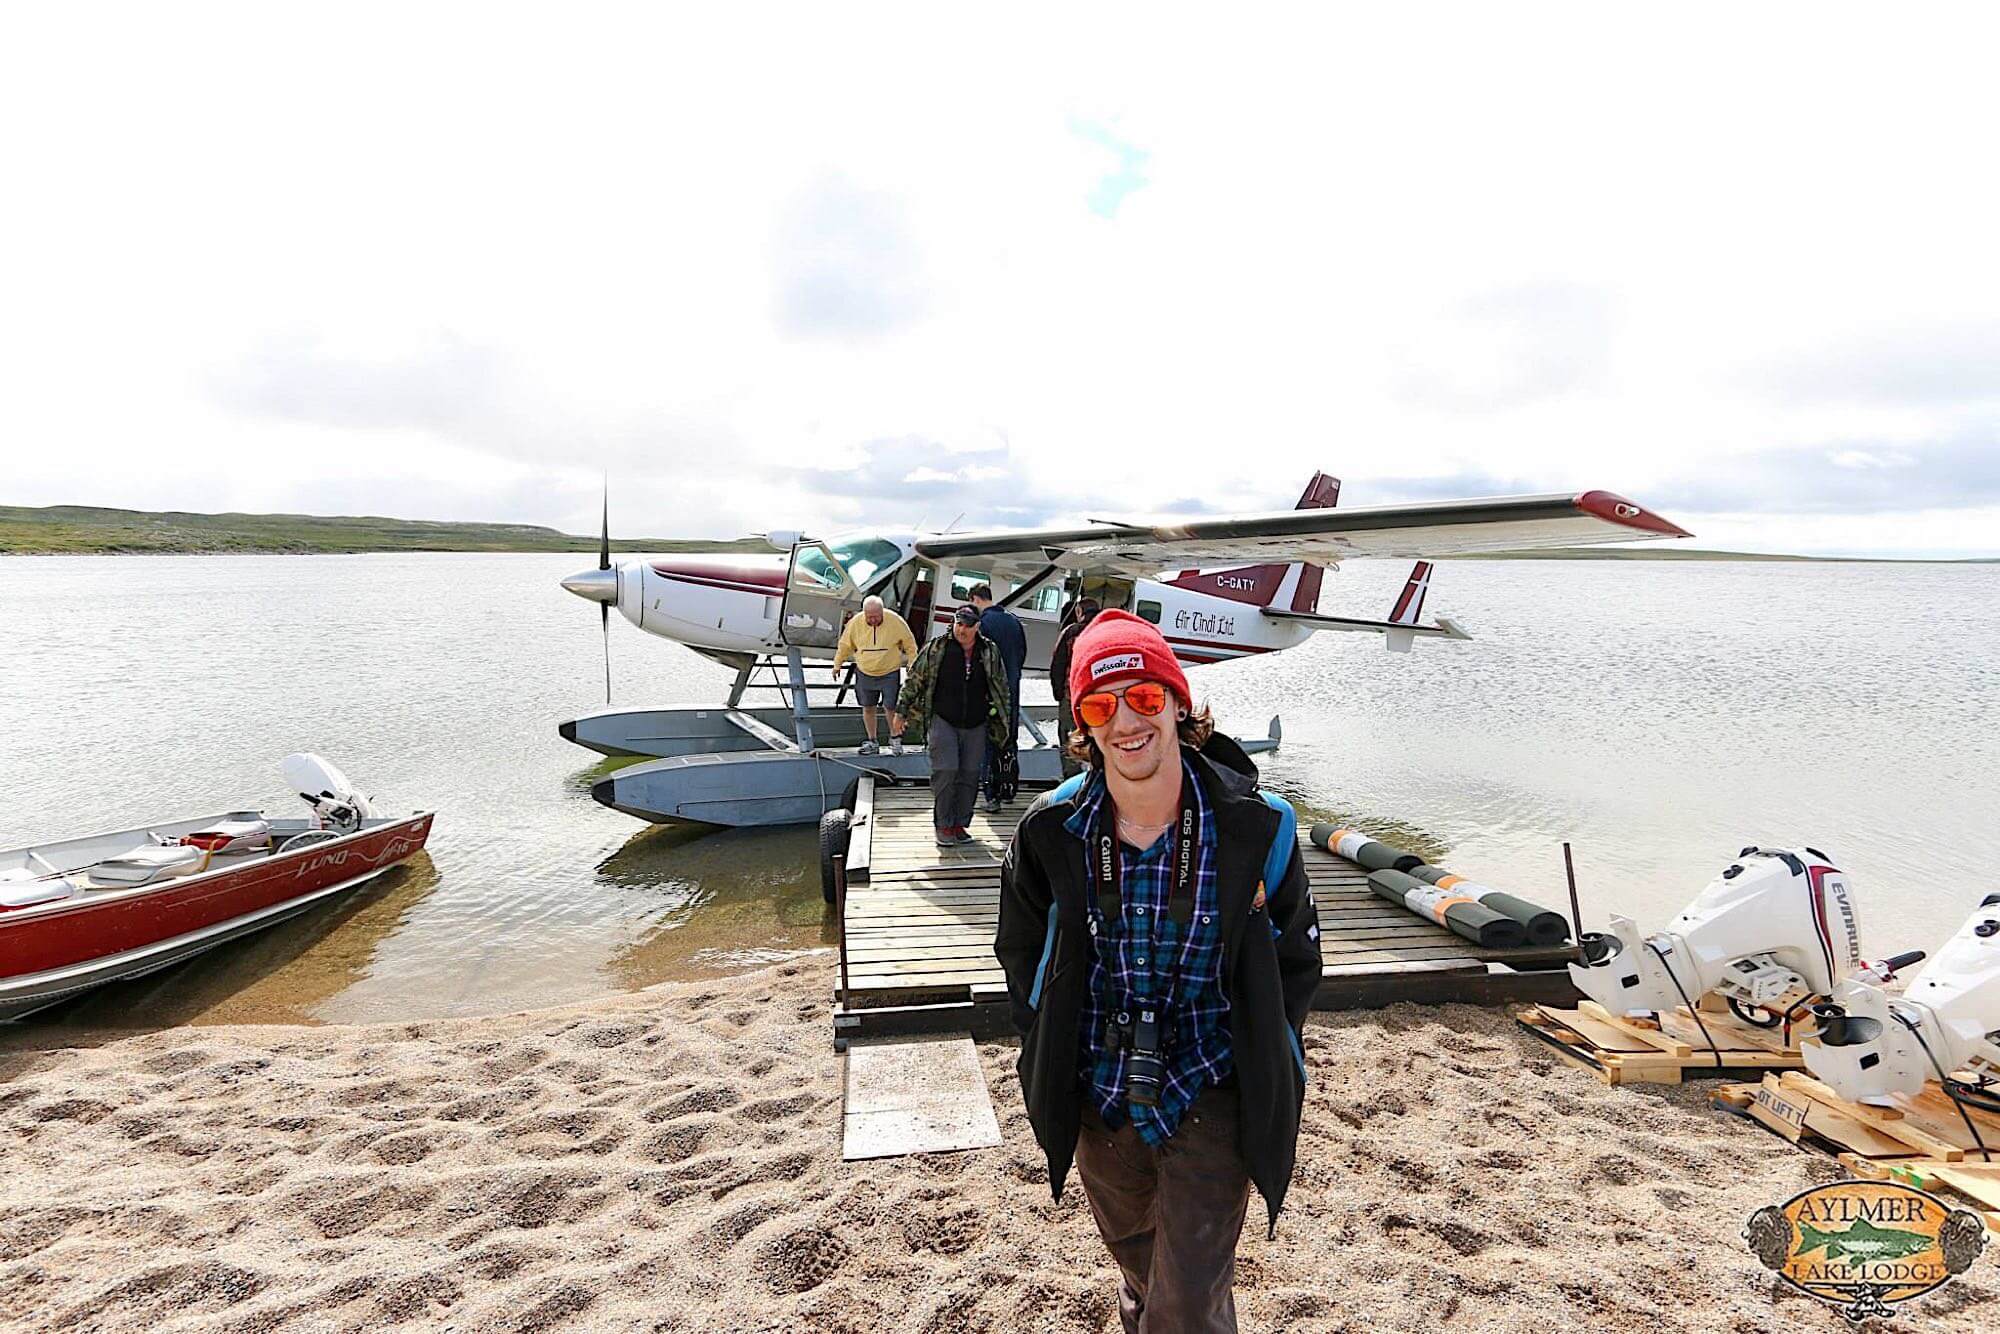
left=898, top=607, right=1013, bottom=842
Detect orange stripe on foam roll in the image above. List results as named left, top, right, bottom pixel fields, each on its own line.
left=1428, top=894, right=1475, bottom=924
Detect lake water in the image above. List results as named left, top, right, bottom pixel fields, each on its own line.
left=2, top=553, right=1995, bottom=1027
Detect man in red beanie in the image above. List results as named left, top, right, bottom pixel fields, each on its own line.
left=994, top=610, right=1323, bottom=1332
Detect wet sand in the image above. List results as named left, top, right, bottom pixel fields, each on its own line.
left=2, top=958, right=1992, bottom=1332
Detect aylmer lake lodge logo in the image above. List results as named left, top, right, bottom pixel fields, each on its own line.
left=1744, top=1180, right=1988, bottom=1320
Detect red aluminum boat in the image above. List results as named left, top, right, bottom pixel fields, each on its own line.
left=0, top=755, right=433, bottom=1020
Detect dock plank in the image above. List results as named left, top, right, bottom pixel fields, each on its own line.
left=836, top=780, right=1579, bottom=1027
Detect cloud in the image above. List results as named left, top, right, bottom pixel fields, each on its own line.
left=1759, top=321, right=2000, bottom=408
left=771, top=176, right=926, bottom=338
left=1389, top=283, right=1618, bottom=411
left=216, top=329, right=507, bottom=433
left=1068, top=118, right=1150, bottom=218
left=1354, top=430, right=2000, bottom=522
left=8, top=8, right=2000, bottom=557
left=795, top=436, right=1044, bottom=528
left=792, top=436, right=1252, bottom=533
left=1644, top=432, right=2000, bottom=516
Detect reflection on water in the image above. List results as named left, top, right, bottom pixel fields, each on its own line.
left=1267, top=789, right=1453, bottom=867
left=36, top=854, right=441, bottom=1029
left=598, top=824, right=837, bottom=989
left=2, top=553, right=1995, bottom=1025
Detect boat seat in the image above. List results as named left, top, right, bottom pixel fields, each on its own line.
left=0, top=867, right=80, bottom=908
left=90, top=843, right=208, bottom=886
left=181, top=818, right=271, bottom=854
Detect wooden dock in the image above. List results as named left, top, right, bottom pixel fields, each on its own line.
left=834, top=779, right=1580, bottom=1043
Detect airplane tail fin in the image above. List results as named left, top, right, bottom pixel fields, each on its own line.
left=1387, top=561, right=1433, bottom=626
left=1260, top=553, right=1467, bottom=652
left=1164, top=472, right=1340, bottom=611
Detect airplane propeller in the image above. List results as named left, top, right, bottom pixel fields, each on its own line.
left=599, top=482, right=612, bottom=704
left=560, top=483, right=623, bottom=703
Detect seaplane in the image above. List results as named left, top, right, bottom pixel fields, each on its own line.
left=559, top=473, right=1689, bottom=828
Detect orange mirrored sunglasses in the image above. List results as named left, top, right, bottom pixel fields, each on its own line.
left=1075, top=680, right=1170, bottom=729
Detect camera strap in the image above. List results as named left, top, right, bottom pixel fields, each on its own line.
left=1088, top=767, right=1201, bottom=1013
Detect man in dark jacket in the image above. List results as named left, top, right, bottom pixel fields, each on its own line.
left=994, top=611, right=1322, bottom=1333
left=898, top=605, right=1011, bottom=845
left=1046, top=596, right=1100, bottom=778
left=968, top=583, right=1027, bottom=813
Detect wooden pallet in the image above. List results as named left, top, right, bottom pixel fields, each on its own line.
left=1516, top=999, right=1811, bottom=1085
left=1713, top=1070, right=2000, bottom=1232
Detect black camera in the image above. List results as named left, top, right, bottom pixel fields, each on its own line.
left=1120, top=1007, right=1166, bottom=1108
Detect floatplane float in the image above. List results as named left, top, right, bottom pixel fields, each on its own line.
left=0, top=755, right=432, bottom=1021
left=560, top=473, right=1689, bottom=828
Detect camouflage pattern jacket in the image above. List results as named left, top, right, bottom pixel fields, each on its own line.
left=896, top=633, right=1011, bottom=749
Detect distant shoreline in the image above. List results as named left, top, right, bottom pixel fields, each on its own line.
left=2, top=503, right=1992, bottom=561
left=0, top=504, right=767, bottom=556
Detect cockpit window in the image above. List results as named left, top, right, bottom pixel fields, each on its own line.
left=835, top=538, right=904, bottom=587
left=794, top=538, right=904, bottom=590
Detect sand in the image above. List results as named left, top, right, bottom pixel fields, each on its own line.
left=2, top=959, right=1993, bottom=1333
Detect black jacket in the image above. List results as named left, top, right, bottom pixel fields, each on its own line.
left=993, top=736, right=1323, bottom=1231
left=1049, top=618, right=1087, bottom=705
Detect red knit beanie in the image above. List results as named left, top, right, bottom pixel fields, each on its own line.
left=1066, top=610, right=1192, bottom=712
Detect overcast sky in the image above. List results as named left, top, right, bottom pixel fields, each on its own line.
left=5, top=4, right=1997, bottom=556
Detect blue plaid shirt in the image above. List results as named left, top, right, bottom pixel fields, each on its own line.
left=1067, top=762, right=1232, bottom=1145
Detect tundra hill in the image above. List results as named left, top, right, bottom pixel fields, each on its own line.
left=0, top=505, right=765, bottom=555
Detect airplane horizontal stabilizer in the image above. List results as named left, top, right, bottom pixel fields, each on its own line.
left=1260, top=607, right=1472, bottom=653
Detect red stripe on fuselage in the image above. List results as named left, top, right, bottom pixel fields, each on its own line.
left=647, top=560, right=785, bottom=594
left=656, top=572, right=783, bottom=597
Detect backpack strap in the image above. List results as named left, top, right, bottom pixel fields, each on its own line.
left=1256, top=790, right=1296, bottom=899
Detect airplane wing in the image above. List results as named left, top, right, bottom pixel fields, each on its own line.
left=912, top=490, right=1688, bottom=580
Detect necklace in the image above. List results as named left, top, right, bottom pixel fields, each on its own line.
left=1117, top=815, right=1173, bottom=838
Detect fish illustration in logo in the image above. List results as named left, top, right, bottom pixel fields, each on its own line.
left=1796, top=1217, right=1936, bottom=1263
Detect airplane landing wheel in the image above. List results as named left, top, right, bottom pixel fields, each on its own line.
left=818, top=809, right=851, bottom=905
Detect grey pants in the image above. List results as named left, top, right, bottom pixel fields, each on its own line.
left=1075, top=1088, right=1252, bottom=1334
left=927, top=721, right=986, bottom=828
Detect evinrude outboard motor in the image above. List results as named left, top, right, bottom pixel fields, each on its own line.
left=279, top=753, right=374, bottom=835
left=1570, top=846, right=1876, bottom=1018
left=1805, top=893, right=2000, bottom=1104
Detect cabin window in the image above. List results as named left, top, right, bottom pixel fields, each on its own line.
left=794, top=537, right=904, bottom=590
left=948, top=567, right=994, bottom=602
left=1136, top=599, right=1162, bottom=625
left=1018, top=583, right=1065, bottom=614
left=830, top=538, right=903, bottom=587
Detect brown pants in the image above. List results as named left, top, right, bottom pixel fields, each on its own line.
left=1074, top=1088, right=1252, bottom=1334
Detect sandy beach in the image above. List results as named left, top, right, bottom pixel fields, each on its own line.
left=2, top=958, right=1991, bottom=1333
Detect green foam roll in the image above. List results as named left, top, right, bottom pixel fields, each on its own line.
left=1409, top=863, right=1572, bottom=947
left=1367, top=869, right=1527, bottom=949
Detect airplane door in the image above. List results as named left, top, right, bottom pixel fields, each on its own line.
left=1080, top=574, right=1135, bottom=613
left=906, top=563, right=938, bottom=640
left=779, top=540, right=863, bottom=650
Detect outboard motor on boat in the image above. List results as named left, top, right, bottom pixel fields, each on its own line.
left=1570, top=846, right=1885, bottom=1018
left=280, top=753, right=374, bottom=835
left=1805, top=893, right=2000, bottom=1104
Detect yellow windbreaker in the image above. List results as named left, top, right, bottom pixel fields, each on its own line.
left=833, top=609, right=917, bottom=677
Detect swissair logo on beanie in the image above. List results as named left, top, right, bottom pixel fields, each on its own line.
left=1090, top=653, right=1145, bottom=680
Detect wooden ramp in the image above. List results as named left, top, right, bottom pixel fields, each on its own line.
left=834, top=779, right=1580, bottom=1043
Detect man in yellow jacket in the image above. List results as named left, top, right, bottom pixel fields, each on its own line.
left=833, top=595, right=918, bottom=755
